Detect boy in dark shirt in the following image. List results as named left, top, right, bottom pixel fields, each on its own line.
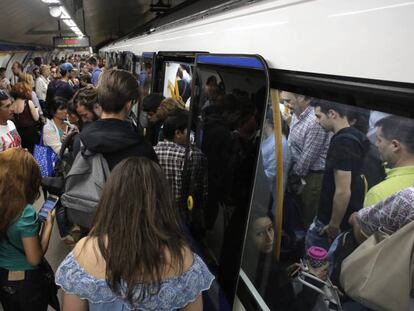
left=79, top=69, right=157, bottom=170
left=305, top=100, right=369, bottom=251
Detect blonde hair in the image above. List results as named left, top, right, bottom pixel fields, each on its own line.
left=40, top=64, right=50, bottom=75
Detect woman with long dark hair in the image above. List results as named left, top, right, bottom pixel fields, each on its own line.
left=56, top=157, right=214, bottom=310
left=0, top=148, right=55, bottom=310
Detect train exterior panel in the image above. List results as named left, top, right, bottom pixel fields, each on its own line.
left=101, top=0, right=414, bottom=83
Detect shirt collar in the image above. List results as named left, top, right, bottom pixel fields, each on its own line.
left=157, top=140, right=184, bottom=148
left=297, top=105, right=314, bottom=121
left=386, top=165, right=414, bottom=179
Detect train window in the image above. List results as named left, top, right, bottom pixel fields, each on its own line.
left=134, top=58, right=141, bottom=77
left=184, top=56, right=269, bottom=308
left=139, top=59, right=153, bottom=98
left=239, top=88, right=414, bottom=310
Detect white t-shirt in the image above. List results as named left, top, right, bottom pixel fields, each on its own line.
left=0, top=120, right=22, bottom=152
left=35, top=76, right=49, bottom=101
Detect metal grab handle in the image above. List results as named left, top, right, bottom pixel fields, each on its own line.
left=297, top=272, right=326, bottom=295
left=297, top=271, right=343, bottom=311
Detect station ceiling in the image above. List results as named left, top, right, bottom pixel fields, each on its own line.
left=0, top=0, right=195, bottom=49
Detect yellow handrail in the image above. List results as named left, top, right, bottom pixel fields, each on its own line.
left=270, top=89, right=284, bottom=260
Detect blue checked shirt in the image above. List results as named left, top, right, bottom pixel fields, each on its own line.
left=288, top=106, right=331, bottom=176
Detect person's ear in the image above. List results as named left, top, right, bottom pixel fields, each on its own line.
left=93, top=103, right=102, bottom=117
left=296, top=94, right=305, bottom=102
left=391, top=139, right=402, bottom=152
left=174, top=129, right=182, bottom=138
left=125, top=100, right=132, bottom=113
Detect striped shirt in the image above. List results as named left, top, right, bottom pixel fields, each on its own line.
left=288, top=106, right=331, bottom=176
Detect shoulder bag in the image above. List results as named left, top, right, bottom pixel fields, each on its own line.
left=340, top=220, right=414, bottom=311
left=33, top=126, right=59, bottom=177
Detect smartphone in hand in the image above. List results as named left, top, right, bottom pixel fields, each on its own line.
left=38, top=195, right=59, bottom=221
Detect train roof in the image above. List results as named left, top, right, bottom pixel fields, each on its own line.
left=101, top=0, right=414, bottom=83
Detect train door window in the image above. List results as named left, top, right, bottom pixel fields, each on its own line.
left=139, top=53, right=155, bottom=98
left=134, top=56, right=141, bottom=76
left=184, top=54, right=270, bottom=308
left=123, top=52, right=134, bottom=72
left=162, top=62, right=193, bottom=108
left=239, top=87, right=414, bottom=311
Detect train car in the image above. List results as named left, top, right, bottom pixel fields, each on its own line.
left=100, top=0, right=414, bottom=310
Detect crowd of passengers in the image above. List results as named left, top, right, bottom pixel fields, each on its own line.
left=0, top=56, right=214, bottom=310
left=0, top=53, right=413, bottom=311
left=247, top=92, right=414, bottom=310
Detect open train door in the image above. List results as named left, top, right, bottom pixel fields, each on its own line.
left=183, top=54, right=284, bottom=310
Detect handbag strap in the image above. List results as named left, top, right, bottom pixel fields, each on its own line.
left=39, top=126, right=45, bottom=146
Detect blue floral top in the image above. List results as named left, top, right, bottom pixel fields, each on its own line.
left=55, top=252, right=214, bottom=311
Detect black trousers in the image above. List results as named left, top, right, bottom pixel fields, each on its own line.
left=0, top=267, right=48, bottom=311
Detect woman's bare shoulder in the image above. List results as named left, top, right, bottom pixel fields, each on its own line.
left=73, top=237, right=107, bottom=279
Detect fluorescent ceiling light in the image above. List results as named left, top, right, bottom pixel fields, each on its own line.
left=44, top=2, right=84, bottom=37
left=63, top=19, right=76, bottom=27
left=59, top=6, right=71, bottom=19
left=41, top=0, right=60, bottom=4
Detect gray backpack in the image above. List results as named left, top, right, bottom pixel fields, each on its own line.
left=61, top=148, right=110, bottom=229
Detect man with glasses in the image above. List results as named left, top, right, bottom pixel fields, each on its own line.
left=0, top=91, right=21, bottom=152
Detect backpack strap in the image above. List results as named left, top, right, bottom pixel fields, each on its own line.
left=336, top=132, right=363, bottom=148
left=80, top=144, right=95, bottom=158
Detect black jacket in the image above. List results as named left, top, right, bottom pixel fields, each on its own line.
left=80, top=118, right=157, bottom=170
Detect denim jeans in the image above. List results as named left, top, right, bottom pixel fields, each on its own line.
left=305, top=217, right=330, bottom=251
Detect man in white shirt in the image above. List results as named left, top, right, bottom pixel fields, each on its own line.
left=35, top=65, right=50, bottom=102
left=0, top=90, right=21, bottom=152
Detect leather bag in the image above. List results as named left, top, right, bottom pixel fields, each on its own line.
left=340, top=220, right=414, bottom=311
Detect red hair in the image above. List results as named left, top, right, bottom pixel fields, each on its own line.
left=10, top=81, right=32, bottom=100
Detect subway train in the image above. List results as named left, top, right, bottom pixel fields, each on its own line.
left=99, top=0, right=414, bottom=310
left=2, top=0, right=412, bottom=310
